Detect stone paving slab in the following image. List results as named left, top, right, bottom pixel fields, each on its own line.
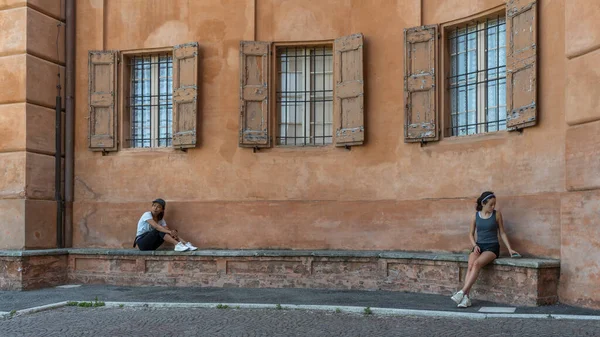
left=1, top=285, right=598, bottom=316
left=1, top=306, right=600, bottom=337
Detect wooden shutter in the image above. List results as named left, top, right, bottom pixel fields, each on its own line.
left=333, top=33, right=365, bottom=147
left=239, top=41, right=271, bottom=148
left=506, top=0, right=537, bottom=130
left=404, top=25, right=438, bottom=142
left=172, top=42, right=199, bottom=148
left=88, top=50, right=118, bottom=151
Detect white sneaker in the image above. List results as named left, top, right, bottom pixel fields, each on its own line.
left=451, top=290, right=465, bottom=304
left=185, top=242, right=198, bottom=251
left=174, top=242, right=189, bottom=252
left=457, top=295, right=472, bottom=308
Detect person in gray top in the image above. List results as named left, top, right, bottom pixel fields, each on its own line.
left=450, top=191, right=520, bottom=308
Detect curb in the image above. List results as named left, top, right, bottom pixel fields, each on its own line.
left=3, top=301, right=600, bottom=321
left=1, top=301, right=68, bottom=319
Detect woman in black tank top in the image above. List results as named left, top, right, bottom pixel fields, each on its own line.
left=450, top=191, right=520, bottom=308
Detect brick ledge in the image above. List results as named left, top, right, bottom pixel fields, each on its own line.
left=0, top=248, right=560, bottom=268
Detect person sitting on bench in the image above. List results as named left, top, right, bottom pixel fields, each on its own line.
left=133, top=198, right=198, bottom=252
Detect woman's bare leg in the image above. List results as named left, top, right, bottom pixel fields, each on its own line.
left=463, top=251, right=479, bottom=289
left=163, top=234, right=180, bottom=245
left=461, top=251, right=496, bottom=295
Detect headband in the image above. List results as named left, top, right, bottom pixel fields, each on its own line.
left=481, top=194, right=495, bottom=203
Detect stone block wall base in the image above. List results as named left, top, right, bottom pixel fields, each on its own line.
left=0, top=254, right=68, bottom=290
left=0, top=249, right=560, bottom=307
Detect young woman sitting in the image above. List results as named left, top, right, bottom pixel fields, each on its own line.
left=451, top=191, right=520, bottom=308
left=133, top=198, right=198, bottom=252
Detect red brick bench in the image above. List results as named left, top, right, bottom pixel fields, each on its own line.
left=0, top=249, right=560, bottom=306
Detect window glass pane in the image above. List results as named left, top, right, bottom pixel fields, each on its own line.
left=467, top=110, right=476, bottom=135
left=277, top=46, right=333, bottom=145
left=449, top=15, right=507, bottom=136
left=130, top=54, right=173, bottom=148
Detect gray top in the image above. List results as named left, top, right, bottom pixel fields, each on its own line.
left=476, top=211, right=499, bottom=244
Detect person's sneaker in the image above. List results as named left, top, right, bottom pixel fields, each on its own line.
left=457, top=295, right=472, bottom=308
left=174, top=242, right=189, bottom=252
left=451, top=290, right=465, bottom=304
left=185, top=242, right=198, bottom=251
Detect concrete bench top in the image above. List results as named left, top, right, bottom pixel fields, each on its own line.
left=0, top=248, right=560, bottom=269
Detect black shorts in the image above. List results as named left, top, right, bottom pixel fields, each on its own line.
left=473, top=242, right=500, bottom=258
left=135, top=229, right=166, bottom=251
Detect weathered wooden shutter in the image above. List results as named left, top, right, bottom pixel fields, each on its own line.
left=239, top=41, right=271, bottom=148
left=333, top=33, right=365, bottom=147
left=88, top=50, right=118, bottom=151
left=506, top=0, right=537, bottom=130
left=404, top=25, right=438, bottom=142
left=172, top=42, right=199, bottom=148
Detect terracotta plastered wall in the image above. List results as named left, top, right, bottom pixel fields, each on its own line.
left=559, top=2, right=600, bottom=309
left=73, top=0, right=563, bottom=258
left=0, top=0, right=65, bottom=249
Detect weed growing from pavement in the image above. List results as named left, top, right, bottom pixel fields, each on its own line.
left=236, top=306, right=241, bottom=309
left=9, top=310, right=16, bottom=318
left=119, top=304, right=124, bottom=308
left=216, top=304, right=229, bottom=309
left=363, top=307, right=372, bottom=315
left=70, top=297, right=105, bottom=308
left=335, top=308, right=341, bottom=313
left=275, top=304, right=282, bottom=310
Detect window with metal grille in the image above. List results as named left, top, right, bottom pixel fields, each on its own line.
left=276, top=46, right=333, bottom=146
left=448, top=16, right=506, bottom=136
left=128, top=54, right=173, bottom=148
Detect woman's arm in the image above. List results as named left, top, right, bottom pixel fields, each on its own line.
left=497, top=211, right=518, bottom=255
left=469, top=214, right=480, bottom=254
left=146, top=219, right=174, bottom=235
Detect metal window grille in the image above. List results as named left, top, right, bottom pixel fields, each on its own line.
left=128, top=54, right=173, bottom=148
left=276, top=46, right=333, bottom=146
left=448, top=16, right=506, bottom=136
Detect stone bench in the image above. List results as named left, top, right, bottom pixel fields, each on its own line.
left=0, top=249, right=560, bottom=306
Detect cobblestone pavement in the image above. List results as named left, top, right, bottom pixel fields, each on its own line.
left=1, top=307, right=599, bottom=337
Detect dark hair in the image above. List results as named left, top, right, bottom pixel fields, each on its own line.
left=476, top=191, right=495, bottom=211
left=152, top=198, right=166, bottom=221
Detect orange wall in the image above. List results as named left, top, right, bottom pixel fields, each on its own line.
left=0, top=0, right=64, bottom=249
left=73, top=0, right=564, bottom=260
left=559, top=1, right=600, bottom=309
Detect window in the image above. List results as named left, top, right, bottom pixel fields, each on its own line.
left=239, top=35, right=364, bottom=149
left=404, top=1, right=537, bottom=144
left=128, top=54, right=173, bottom=148
left=88, top=42, right=198, bottom=153
left=276, top=46, right=333, bottom=146
left=448, top=16, right=506, bottom=136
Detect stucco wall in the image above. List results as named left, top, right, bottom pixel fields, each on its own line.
left=560, top=1, right=600, bottom=309
left=73, top=0, right=564, bottom=259
left=0, top=0, right=64, bottom=249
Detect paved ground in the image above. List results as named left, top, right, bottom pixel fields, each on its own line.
left=1, top=286, right=600, bottom=336
left=1, top=306, right=600, bottom=337
left=1, top=285, right=600, bottom=315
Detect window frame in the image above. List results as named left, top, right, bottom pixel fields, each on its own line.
left=270, top=40, right=336, bottom=147
left=119, top=47, right=174, bottom=150
left=440, top=6, right=507, bottom=139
